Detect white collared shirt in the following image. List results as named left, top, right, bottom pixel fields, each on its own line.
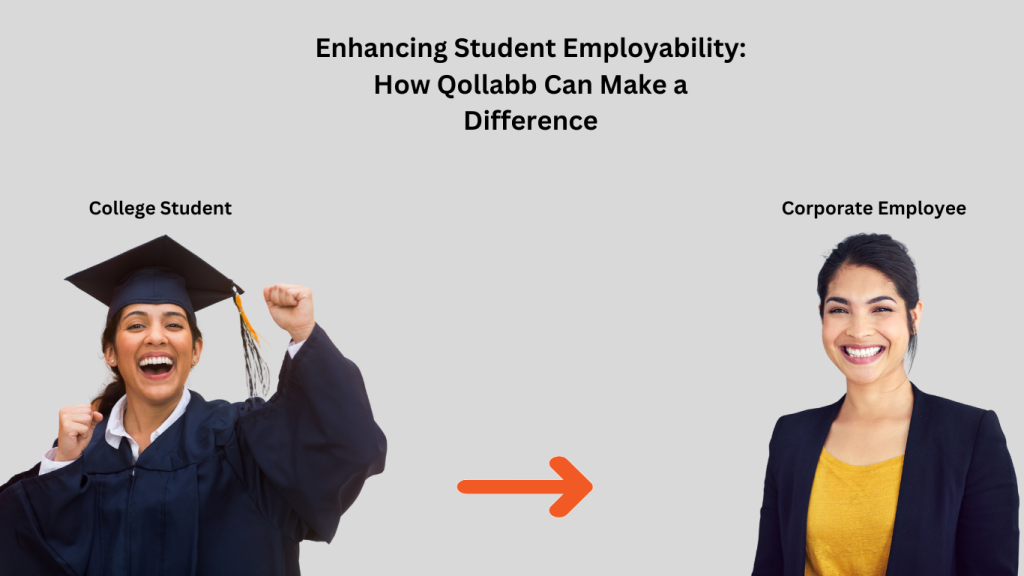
left=39, top=339, right=305, bottom=475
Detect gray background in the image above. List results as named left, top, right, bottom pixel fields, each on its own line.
left=2, top=1, right=1021, bottom=574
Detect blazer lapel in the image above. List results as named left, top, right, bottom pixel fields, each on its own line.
left=885, top=383, right=927, bottom=575
left=791, top=395, right=844, bottom=576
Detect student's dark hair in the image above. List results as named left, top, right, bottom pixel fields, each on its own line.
left=92, top=309, right=203, bottom=418
left=817, top=233, right=919, bottom=367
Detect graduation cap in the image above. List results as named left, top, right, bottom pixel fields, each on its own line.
left=66, top=235, right=269, bottom=397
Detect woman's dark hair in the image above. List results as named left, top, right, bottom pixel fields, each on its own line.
left=817, top=233, right=920, bottom=366
left=91, top=309, right=203, bottom=418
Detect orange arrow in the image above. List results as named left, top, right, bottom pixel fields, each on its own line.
left=457, top=457, right=593, bottom=517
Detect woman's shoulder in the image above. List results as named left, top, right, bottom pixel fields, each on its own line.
left=763, top=397, right=845, bottom=456
left=771, top=386, right=999, bottom=448
left=914, top=386, right=990, bottom=418
left=181, top=392, right=268, bottom=443
left=773, top=396, right=844, bottom=436
left=912, top=386, right=1002, bottom=443
left=774, top=385, right=994, bottom=430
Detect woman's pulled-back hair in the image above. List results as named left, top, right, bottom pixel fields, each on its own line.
left=817, top=233, right=920, bottom=366
left=92, top=309, right=203, bottom=418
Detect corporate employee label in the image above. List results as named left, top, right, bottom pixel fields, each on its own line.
left=782, top=201, right=967, bottom=220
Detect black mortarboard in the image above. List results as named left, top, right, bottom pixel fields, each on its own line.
left=66, top=235, right=269, bottom=396
left=66, top=235, right=242, bottom=322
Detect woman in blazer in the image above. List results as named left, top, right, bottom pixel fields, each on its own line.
left=752, top=233, right=1018, bottom=576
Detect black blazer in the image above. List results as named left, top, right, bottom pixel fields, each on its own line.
left=753, top=384, right=1019, bottom=575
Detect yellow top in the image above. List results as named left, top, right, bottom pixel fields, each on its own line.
left=804, top=449, right=904, bottom=576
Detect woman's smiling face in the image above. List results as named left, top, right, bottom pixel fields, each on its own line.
left=104, top=303, right=202, bottom=406
left=821, top=265, right=921, bottom=386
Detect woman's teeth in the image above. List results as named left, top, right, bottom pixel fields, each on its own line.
left=139, top=356, right=175, bottom=375
left=845, top=346, right=881, bottom=358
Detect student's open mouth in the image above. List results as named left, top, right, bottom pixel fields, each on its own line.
left=842, top=345, right=884, bottom=364
left=138, top=354, right=175, bottom=378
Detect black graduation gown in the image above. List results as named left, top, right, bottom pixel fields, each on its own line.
left=0, top=324, right=386, bottom=576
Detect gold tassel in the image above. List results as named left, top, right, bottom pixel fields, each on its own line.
left=233, top=292, right=270, bottom=398
left=234, top=294, right=266, bottom=345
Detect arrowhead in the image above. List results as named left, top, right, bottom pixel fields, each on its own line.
left=548, top=456, right=593, bottom=517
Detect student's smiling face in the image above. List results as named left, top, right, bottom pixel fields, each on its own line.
left=821, top=265, right=922, bottom=386
left=105, top=303, right=202, bottom=406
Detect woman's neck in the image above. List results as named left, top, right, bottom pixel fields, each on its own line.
left=123, top=389, right=183, bottom=453
left=842, top=367, right=914, bottom=421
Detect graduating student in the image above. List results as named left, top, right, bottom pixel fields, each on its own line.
left=751, top=233, right=1018, bottom=575
left=0, top=236, right=387, bottom=575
